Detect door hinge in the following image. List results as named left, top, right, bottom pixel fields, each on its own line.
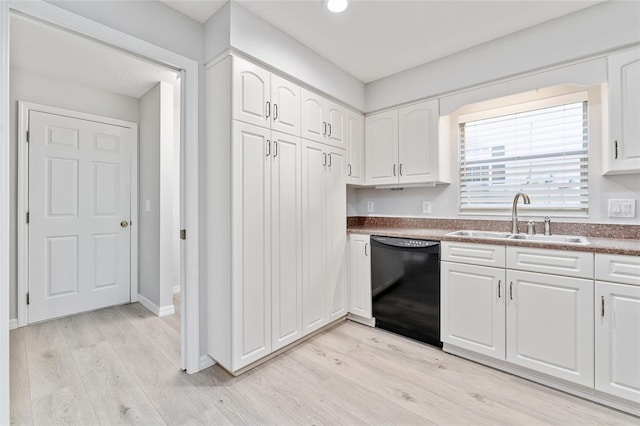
left=180, top=229, right=186, bottom=240
left=26, top=130, right=30, bottom=143
left=26, top=292, right=30, bottom=305
left=26, top=211, right=30, bottom=224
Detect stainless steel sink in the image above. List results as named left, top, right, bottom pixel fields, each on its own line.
left=446, top=230, right=512, bottom=239
left=507, top=234, right=590, bottom=244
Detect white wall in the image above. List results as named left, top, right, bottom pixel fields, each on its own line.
left=138, top=82, right=175, bottom=312
left=8, top=66, right=139, bottom=322
left=366, top=1, right=640, bottom=112
left=203, top=1, right=366, bottom=111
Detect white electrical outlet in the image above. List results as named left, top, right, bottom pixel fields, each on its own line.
left=367, top=201, right=374, bottom=213
left=145, top=199, right=151, bottom=212
left=608, top=199, right=636, bottom=218
left=422, top=201, right=432, bottom=214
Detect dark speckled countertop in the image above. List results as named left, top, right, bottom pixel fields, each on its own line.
left=347, top=218, right=640, bottom=257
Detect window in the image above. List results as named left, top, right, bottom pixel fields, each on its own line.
left=458, top=92, right=588, bottom=214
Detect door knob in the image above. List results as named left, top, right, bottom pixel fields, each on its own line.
left=121, top=221, right=129, bottom=228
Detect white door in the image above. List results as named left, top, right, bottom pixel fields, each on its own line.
left=232, top=57, right=271, bottom=129
left=595, top=281, right=640, bottom=402
left=301, top=139, right=327, bottom=335
left=271, top=131, right=303, bottom=350
left=399, top=100, right=438, bottom=184
left=326, top=100, right=346, bottom=149
left=271, top=74, right=300, bottom=136
left=440, top=261, right=506, bottom=360
left=365, top=110, right=398, bottom=185
left=300, top=88, right=326, bottom=143
left=28, top=110, right=132, bottom=323
left=349, top=234, right=372, bottom=320
left=326, top=147, right=347, bottom=321
left=346, top=109, right=364, bottom=185
left=231, top=122, right=272, bottom=369
left=506, top=270, right=594, bottom=387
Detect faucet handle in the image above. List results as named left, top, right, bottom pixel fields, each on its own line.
left=526, top=221, right=536, bottom=235
left=544, top=216, right=552, bottom=236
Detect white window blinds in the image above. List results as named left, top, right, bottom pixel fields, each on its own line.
left=458, top=92, right=589, bottom=214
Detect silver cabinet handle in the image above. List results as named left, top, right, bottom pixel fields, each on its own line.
left=273, top=141, right=278, bottom=158
left=399, top=163, right=403, bottom=176
left=509, top=282, right=513, bottom=300
left=323, top=152, right=327, bottom=166
left=498, top=280, right=501, bottom=298
left=393, top=164, right=396, bottom=176
left=328, top=153, right=332, bottom=167
left=328, top=123, right=332, bottom=137
left=348, top=164, right=352, bottom=176
left=273, top=104, right=278, bottom=121
left=601, top=296, right=605, bottom=317
left=266, top=101, right=271, bottom=118
left=322, top=122, right=327, bottom=136
left=266, top=139, right=271, bottom=157
left=614, top=140, right=618, bottom=159
left=364, top=243, right=368, bottom=256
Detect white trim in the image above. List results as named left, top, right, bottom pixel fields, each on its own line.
left=9, top=319, right=17, bottom=330
left=1, top=1, right=11, bottom=422
left=17, top=102, right=139, bottom=326
left=137, top=294, right=175, bottom=318
left=173, top=285, right=181, bottom=294
left=199, top=355, right=216, bottom=371
left=7, top=0, right=201, bottom=374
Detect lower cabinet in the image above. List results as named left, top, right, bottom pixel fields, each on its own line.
left=348, top=234, right=372, bottom=320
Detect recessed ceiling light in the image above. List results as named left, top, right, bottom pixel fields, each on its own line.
left=326, top=0, right=348, bottom=13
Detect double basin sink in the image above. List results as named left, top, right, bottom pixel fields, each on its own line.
left=447, top=230, right=590, bottom=245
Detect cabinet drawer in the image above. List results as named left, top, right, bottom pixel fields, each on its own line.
left=441, top=242, right=505, bottom=268
left=596, top=254, right=640, bottom=286
left=506, top=247, right=593, bottom=279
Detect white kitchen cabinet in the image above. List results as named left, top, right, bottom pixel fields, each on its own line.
left=365, top=99, right=448, bottom=186
left=604, top=48, right=640, bottom=175
left=301, top=139, right=347, bottom=335
left=595, top=281, right=640, bottom=402
left=441, top=261, right=505, bottom=360
left=506, top=270, right=594, bottom=387
left=349, top=234, right=372, bottom=320
left=346, top=109, right=365, bottom=185
left=233, top=56, right=301, bottom=136
left=301, top=88, right=346, bottom=149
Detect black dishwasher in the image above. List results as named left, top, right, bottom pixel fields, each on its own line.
left=370, top=236, right=441, bottom=348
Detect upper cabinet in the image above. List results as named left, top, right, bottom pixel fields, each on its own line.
left=346, top=109, right=365, bottom=185
left=301, top=88, right=346, bottom=149
left=233, top=56, right=301, bottom=136
left=604, top=48, right=640, bottom=175
left=365, top=99, right=449, bottom=186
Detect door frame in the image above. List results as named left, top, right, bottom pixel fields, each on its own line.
left=1, top=1, right=202, bottom=396
left=17, top=101, right=139, bottom=326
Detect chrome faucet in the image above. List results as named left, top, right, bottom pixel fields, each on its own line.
left=511, top=192, right=531, bottom=234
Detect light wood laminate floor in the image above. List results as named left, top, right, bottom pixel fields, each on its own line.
left=10, top=297, right=638, bottom=425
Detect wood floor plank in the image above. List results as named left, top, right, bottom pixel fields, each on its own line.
left=58, top=311, right=107, bottom=350
left=9, top=327, right=33, bottom=426
left=71, top=341, right=166, bottom=425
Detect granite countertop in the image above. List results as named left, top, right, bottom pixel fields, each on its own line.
left=348, top=226, right=640, bottom=256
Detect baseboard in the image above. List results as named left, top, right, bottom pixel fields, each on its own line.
left=347, top=313, right=376, bottom=327
left=172, top=285, right=181, bottom=294
left=199, top=355, right=216, bottom=371
left=9, top=319, right=18, bottom=330
left=137, top=294, right=175, bottom=318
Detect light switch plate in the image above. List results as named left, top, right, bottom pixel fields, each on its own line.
left=608, top=199, right=636, bottom=218
left=367, top=201, right=374, bottom=213
left=422, top=201, right=432, bottom=214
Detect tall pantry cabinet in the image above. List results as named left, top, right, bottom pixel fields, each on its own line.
left=206, top=55, right=347, bottom=374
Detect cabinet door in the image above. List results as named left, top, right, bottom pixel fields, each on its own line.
left=365, top=110, right=399, bottom=185
left=231, top=122, right=272, bottom=369
left=232, top=57, right=271, bottom=129
left=398, top=100, right=439, bottom=184
left=441, top=261, right=505, bottom=360
left=596, top=281, right=640, bottom=402
left=349, top=235, right=372, bottom=319
left=326, top=100, right=346, bottom=149
left=506, top=270, right=594, bottom=387
left=301, top=140, right=327, bottom=335
left=346, top=109, right=365, bottom=185
left=301, top=88, right=326, bottom=143
left=606, top=48, right=640, bottom=174
left=326, top=148, right=347, bottom=321
left=271, top=131, right=303, bottom=350
left=271, top=74, right=301, bottom=136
